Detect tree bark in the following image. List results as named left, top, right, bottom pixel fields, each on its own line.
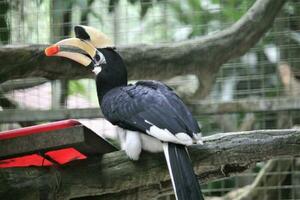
left=1, top=129, right=300, bottom=200
left=0, top=78, right=48, bottom=92
left=0, top=0, right=286, bottom=97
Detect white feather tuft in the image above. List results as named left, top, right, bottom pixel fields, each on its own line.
left=175, top=133, right=193, bottom=145
left=123, top=131, right=142, bottom=160
left=93, top=66, right=102, bottom=75
left=145, top=121, right=194, bottom=145
left=193, top=133, right=203, bottom=144
left=140, top=134, right=163, bottom=152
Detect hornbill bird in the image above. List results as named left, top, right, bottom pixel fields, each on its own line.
left=45, top=25, right=204, bottom=200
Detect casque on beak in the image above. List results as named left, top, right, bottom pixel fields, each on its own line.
left=74, top=25, right=113, bottom=49
left=45, top=38, right=98, bottom=68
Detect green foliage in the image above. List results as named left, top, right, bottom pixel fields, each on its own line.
left=140, top=0, right=152, bottom=18
left=109, top=0, right=152, bottom=18
left=112, top=0, right=255, bottom=29
left=0, top=0, right=10, bottom=44
left=170, top=0, right=255, bottom=38
left=205, top=178, right=235, bottom=196
left=212, top=0, right=254, bottom=21
left=171, top=0, right=207, bottom=37
left=108, top=0, right=120, bottom=12
left=68, top=80, right=87, bottom=96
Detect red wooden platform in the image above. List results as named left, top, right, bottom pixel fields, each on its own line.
left=0, top=119, right=117, bottom=168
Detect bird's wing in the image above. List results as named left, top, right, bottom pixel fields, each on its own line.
left=101, top=80, right=200, bottom=144
left=101, top=81, right=204, bottom=199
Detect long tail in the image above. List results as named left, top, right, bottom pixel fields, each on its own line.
left=163, top=143, right=204, bottom=200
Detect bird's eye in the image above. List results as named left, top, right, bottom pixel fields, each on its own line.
left=95, top=54, right=100, bottom=62
left=94, top=51, right=106, bottom=66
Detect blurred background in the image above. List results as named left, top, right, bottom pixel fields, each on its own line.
left=0, top=0, right=299, bottom=199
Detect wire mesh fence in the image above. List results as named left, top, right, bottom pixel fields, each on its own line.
left=0, top=0, right=300, bottom=199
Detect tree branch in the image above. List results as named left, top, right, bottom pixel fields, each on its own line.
left=278, top=62, right=300, bottom=96
left=0, top=78, right=48, bottom=93
left=0, top=129, right=299, bottom=200
left=0, top=0, right=286, bottom=97
left=0, top=92, right=35, bottom=127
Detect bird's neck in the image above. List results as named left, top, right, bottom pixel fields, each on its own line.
left=95, top=48, right=128, bottom=103
left=96, top=77, right=127, bottom=103
left=95, top=65, right=128, bottom=103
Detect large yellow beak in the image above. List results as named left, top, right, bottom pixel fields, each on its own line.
left=45, top=38, right=98, bottom=67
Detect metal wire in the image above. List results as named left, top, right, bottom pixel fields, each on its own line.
left=0, top=0, right=300, bottom=199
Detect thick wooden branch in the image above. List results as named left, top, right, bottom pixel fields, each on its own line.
left=0, top=78, right=48, bottom=92
left=0, top=129, right=299, bottom=200
left=0, top=0, right=286, bottom=97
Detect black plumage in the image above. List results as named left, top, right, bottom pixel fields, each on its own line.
left=95, top=48, right=204, bottom=200
left=101, top=80, right=200, bottom=138
left=96, top=48, right=200, bottom=141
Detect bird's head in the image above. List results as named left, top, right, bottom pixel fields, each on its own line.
left=45, top=25, right=126, bottom=78
left=45, top=25, right=128, bottom=101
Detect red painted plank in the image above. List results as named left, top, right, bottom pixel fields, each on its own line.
left=45, top=147, right=87, bottom=164
left=0, top=154, right=53, bottom=168
left=0, top=119, right=81, bottom=140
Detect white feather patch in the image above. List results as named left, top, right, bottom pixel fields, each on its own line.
left=117, top=127, right=163, bottom=158
left=123, top=130, right=142, bottom=160
left=116, top=127, right=126, bottom=150
left=93, top=66, right=102, bottom=75
left=193, top=133, right=203, bottom=145
left=145, top=122, right=193, bottom=145
left=175, top=132, right=193, bottom=145
left=140, top=134, right=163, bottom=152
left=146, top=125, right=180, bottom=144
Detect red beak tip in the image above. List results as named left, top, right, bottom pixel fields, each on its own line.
left=45, top=45, right=60, bottom=56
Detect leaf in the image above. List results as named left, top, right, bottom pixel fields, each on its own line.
left=140, top=0, right=152, bottom=19
left=108, top=0, right=120, bottom=13
left=0, top=0, right=10, bottom=44
left=68, top=80, right=87, bottom=96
